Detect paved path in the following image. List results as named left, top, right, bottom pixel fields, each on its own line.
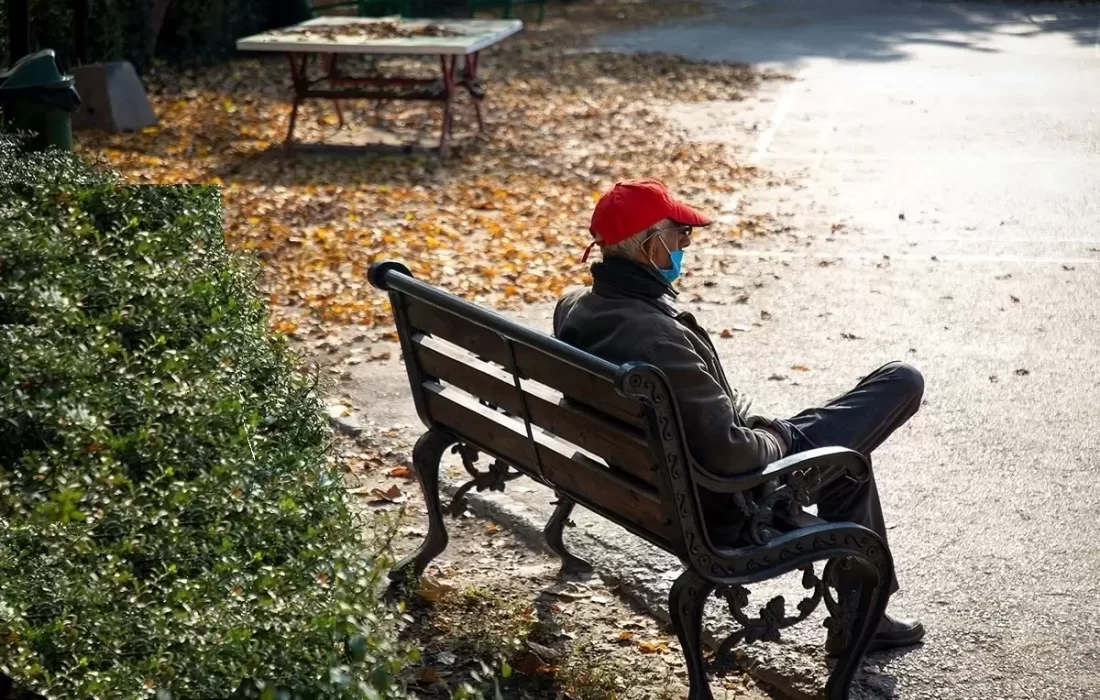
left=595, top=2, right=1100, bottom=697
left=345, top=1, right=1100, bottom=697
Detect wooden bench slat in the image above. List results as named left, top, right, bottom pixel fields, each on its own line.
left=422, top=382, right=677, bottom=549
left=402, top=296, right=646, bottom=429
left=414, top=334, right=659, bottom=487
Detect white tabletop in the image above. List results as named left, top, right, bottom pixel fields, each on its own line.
left=236, top=17, right=523, bottom=56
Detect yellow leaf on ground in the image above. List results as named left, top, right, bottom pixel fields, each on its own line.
left=417, top=575, right=454, bottom=602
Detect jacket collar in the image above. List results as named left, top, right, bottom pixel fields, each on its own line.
left=590, top=257, right=679, bottom=317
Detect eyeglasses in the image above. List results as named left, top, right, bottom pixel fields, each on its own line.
left=646, top=225, right=692, bottom=243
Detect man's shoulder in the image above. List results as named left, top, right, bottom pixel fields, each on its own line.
left=554, top=286, right=689, bottom=357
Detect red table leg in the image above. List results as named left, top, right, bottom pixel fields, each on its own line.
left=326, top=53, right=346, bottom=129
left=464, top=52, right=486, bottom=134
left=439, top=55, right=458, bottom=157
left=284, top=53, right=309, bottom=150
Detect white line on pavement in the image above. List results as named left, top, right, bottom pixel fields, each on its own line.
left=750, top=68, right=815, bottom=164
left=820, top=235, right=1100, bottom=244
left=699, top=249, right=1100, bottom=265
left=753, top=152, right=1100, bottom=164
left=812, top=53, right=851, bottom=170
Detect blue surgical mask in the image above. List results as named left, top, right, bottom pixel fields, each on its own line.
left=651, top=236, right=684, bottom=283
left=660, top=249, right=684, bottom=283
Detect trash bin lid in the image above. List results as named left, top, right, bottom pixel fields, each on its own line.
left=0, top=49, right=73, bottom=92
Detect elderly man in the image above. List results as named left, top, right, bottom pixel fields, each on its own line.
left=553, top=178, right=925, bottom=653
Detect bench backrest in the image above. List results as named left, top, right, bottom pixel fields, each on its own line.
left=369, top=262, right=699, bottom=553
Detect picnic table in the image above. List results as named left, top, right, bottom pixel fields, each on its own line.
left=236, top=17, right=523, bottom=155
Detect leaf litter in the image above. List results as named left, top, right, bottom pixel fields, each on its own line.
left=78, top=0, right=781, bottom=347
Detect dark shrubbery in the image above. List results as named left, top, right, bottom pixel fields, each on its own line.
left=0, top=0, right=477, bottom=71
left=0, top=0, right=290, bottom=71
left=0, top=137, right=410, bottom=698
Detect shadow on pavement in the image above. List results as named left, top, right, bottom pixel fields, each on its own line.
left=595, top=0, right=1100, bottom=67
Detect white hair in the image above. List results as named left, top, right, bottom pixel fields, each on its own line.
left=600, top=218, right=674, bottom=260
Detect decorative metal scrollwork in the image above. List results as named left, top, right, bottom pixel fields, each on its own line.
left=710, top=558, right=855, bottom=676
left=820, top=558, right=859, bottom=651
left=711, top=564, right=824, bottom=674
left=445, top=443, right=522, bottom=516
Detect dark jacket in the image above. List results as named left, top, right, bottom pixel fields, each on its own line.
left=553, top=257, right=795, bottom=476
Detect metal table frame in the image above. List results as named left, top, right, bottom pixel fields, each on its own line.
left=236, top=18, right=522, bottom=156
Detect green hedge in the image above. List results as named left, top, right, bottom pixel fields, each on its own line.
left=0, top=136, right=411, bottom=699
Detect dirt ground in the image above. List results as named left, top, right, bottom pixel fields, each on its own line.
left=335, top=430, right=779, bottom=700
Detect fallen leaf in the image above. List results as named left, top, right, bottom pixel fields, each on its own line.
left=435, top=651, right=457, bottom=666
left=1010, top=295, right=1020, bottom=303
left=1014, top=368, right=1030, bottom=376
left=369, top=484, right=404, bottom=503
left=417, top=575, right=454, bottom=603
left=734, top=293, right=751, bottom=304
left=637, top=640, right=668, bottom=654
left=1063, top=264, right=1076, bottom=271
left=791, top=364, right=810, bottom=372
left=416, top=668, right=440, bottom=684
left=512, top=652, right=542, bottom=676
left=760, top=310, right=772, bottom=320
left=387, top=466, right=412, bottom=478
left=720, top=328, right=733, bottom=338
left=768, top=374, right=787, bottom=381
left=618, top=631, right=635, bottom=642
left=527, top=641, right=562, bottom=661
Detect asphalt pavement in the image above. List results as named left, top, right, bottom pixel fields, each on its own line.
left=343, top=1, right=1100, bottom=697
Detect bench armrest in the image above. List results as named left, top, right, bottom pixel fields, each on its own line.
left=690, top=446, right=870, bottom=493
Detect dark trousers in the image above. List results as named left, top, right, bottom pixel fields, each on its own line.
left=784, top=361, right=925, bottom=595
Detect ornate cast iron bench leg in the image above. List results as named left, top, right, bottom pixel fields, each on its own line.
left=388, top=428, right=456, bottom=587
left=671, top=529, right=893, bottom=700
left=823, top=557, right=892, bottom=700
left=670, top=570, right=717, bottom=700
left=544, top=494, right=594, bottom=577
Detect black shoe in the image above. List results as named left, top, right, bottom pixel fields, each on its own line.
left=827, top=614, right=925, bottom=656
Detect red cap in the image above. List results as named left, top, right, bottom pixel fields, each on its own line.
left=584, top=179, right=712, bottom=261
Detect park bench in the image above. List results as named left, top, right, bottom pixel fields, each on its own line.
left=369, top=261, right=893, bottom=700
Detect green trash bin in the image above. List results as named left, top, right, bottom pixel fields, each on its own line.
left=0, top=49, right=82, bottom=151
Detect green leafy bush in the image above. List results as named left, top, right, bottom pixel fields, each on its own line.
left=0, top=137, right=411, bottom=699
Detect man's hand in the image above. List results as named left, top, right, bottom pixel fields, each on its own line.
left=758, top=426, right=789, bottom=458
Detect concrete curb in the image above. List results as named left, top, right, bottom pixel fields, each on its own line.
left=328, top=412, right=843, bottom=699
